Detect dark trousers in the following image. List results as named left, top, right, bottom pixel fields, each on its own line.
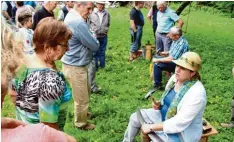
left=153, top=62, right=176, bottom=87
left=94, top=35, right=108, bottom=70
left=153, top=26, right=157, bottom=38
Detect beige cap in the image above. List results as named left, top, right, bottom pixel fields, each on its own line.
left=96, top=1, right=105, bottom=4
left=172, top=52, right=202, bottom=71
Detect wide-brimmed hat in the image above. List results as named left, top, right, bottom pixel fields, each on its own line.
left=172, top=52, right=201, bottom=71
left=96, top=1, right=106, bottom=5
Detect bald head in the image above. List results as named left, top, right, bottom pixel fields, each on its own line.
left=170, top=27, right=182, bottom=36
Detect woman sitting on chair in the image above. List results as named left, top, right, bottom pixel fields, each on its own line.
left=123, top=52, right=207, bottom=142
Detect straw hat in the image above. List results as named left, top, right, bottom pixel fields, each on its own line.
left=172, top=52, right=201, bottom=71
left=96, top=1, right=106, bottom=5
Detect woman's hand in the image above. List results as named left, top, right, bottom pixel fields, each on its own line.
left=152, top=58, right=159, bottom=63
left=152, top=101, right=161, bottom=110
left=1, top=117, right=26, bottom=129
left=141, top=124, right=152, bottom=134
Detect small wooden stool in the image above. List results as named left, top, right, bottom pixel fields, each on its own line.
left=200, top=120, right=218, bottom=142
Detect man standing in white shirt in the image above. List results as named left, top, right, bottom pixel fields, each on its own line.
left=57, top=1, right=74, bottom=21
left=2, top=1, right=15, bottom=23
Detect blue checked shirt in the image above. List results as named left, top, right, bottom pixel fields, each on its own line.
left=169, top=36, right=189, bottom=60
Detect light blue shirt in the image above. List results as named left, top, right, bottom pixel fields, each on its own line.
left=157, top=7, right=180, bottom=33
left=18, top=28, right=34, bottom=55
left=169, top=36, right=189, bottom=59
left=61, top=9, right=99, bottom=67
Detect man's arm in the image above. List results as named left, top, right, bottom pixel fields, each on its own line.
left=130, top=20, right=136, bottom=32
left=177, top=19, right=184, bottom=28
left=152, top=56, right=173, bottom=63
left=76, top=22, right=99, bottom=52
left=147, top=7, right=153, bottom=24
left=2, top=11, right=11, bottom=20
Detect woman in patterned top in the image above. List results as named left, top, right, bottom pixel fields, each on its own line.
left=10, top=17, right=73, bottom=131
left=1, top=16, right=76, bottom=142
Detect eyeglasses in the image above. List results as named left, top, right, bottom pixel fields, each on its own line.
left=179, top=57, right=200, bottom=68
left=57, top=43, right=68, bottom=48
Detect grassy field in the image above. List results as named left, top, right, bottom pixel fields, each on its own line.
left=2, top=4, right=234, bottom=142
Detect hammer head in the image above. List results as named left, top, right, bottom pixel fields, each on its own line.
left=144, top=88, right=156, bottom=99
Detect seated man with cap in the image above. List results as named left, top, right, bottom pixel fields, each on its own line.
left=151, top=26, right=189, bottom=90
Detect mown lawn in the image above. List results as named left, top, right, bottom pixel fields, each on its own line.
left=2, top=4, right=234, bottom=142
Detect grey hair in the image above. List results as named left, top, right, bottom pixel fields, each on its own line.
left=74, top=1, right=93, bottom=9
left=170, top=26, right=182, bottom=36
left=157, top=1, right=168, bottom=7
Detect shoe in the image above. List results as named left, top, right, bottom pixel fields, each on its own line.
left=91, top=87, right=101, bottom=93
left=221, top=122, right=234, bottom=128
left=153, top=85, right=164, bottom=91
left=78, top=123, right=96, bottom=130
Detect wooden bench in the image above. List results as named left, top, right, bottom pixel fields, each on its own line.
left=141, top=119, right=218, bottom=142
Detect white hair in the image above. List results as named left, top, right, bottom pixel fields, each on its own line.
left=157, top=1, right=168, bottom=7
left=170, top=26, right=182, bottom=35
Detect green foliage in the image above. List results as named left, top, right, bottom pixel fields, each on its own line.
left=191, top=1, right=234, bottom=17
left=2, top=5, right=234, bottom=142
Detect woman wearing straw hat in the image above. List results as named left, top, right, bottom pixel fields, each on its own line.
left=123, top=52, right=207, bottom=142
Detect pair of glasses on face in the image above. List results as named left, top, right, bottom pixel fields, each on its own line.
left=179, top=57, right=200, bottom=68
left=57, top=43, right=68, bottom=48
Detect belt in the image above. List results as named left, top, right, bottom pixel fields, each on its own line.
left=159, top=32, right=168, bottom=35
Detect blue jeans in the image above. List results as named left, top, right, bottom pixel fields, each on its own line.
left=156, top=32, right=172, bottom=53
left=154, top=62, right=176, bottom=87
left=94, top=35, right=108, bottom=69
left=130, top=26, right=143, bottom=53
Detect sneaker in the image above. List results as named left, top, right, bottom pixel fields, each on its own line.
left=221, top=122, right=234, bottom=128
left=78, top=123, right=96, bottom=130
left=91, top=87, right=101, bottom=93
left=153, top=85, right=164, bottom=91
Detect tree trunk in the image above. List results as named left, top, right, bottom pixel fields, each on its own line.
left=176, top=1, right=193, bottom=16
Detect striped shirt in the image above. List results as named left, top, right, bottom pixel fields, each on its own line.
left=169, top=36, right=189, bottom=59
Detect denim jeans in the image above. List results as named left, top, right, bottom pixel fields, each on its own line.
left=154, top=62, right=176, bottom=87
left=130, top=26, right=143, bottom=53
left=94, top=35, right=108, bottom=69
left=156, top=32, right=172, bottom=53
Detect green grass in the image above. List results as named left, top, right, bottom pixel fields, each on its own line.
left=2, top=5, right=234, bottom=142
